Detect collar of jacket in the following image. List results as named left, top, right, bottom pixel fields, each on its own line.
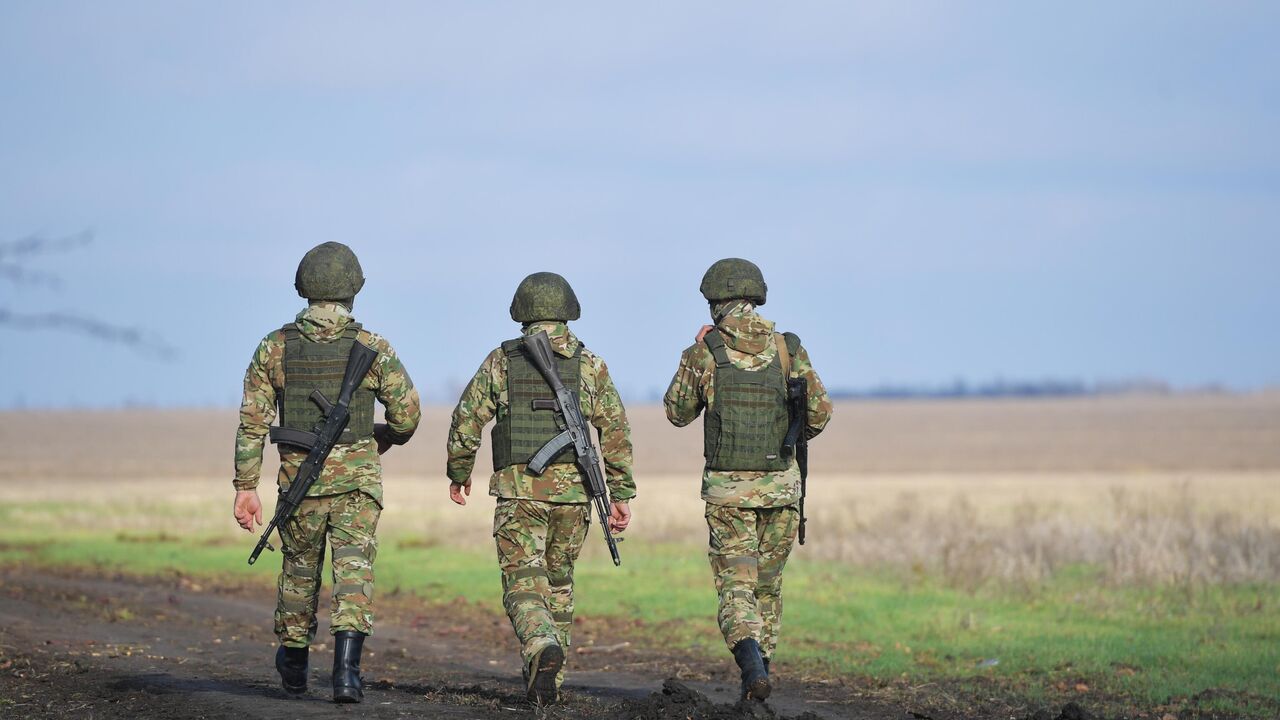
left=714, top=301, right=774, bottom=355
left=522, top=321, right=579, bottom=358
left=295, top=302, right=355, bottom=342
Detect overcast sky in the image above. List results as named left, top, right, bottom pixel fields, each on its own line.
left=1, top=2, right=1277, bottom=408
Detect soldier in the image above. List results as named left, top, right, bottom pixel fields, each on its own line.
left=446, top=272, right=635, bottom=705
left=232, top=242, right=421, bottom=703
left=663, top=258, right=832, bottom=701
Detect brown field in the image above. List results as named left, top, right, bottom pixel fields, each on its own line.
left=3, top=393, right=1279, bottom=586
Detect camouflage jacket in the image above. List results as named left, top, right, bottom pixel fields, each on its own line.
left=664, top=301, right=832, bottom=508
left=234, top=302, right=422, bottom=504
left=446, top=321, right=636, bottom=504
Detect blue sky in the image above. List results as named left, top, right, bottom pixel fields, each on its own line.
left=1, top=2, right=1277, bottom=407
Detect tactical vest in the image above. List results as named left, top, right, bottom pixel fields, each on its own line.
left=703, top=329, right=800, bottom=472
left=491, top=337, right=582, bottom=471
left=279, top=323, right=376, bottom=445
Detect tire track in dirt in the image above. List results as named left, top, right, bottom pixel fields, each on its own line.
left=0, top=567, right=891, bottom=719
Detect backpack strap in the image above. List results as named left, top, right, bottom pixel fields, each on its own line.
left=775, top=331, right=801, bottom=378
left=278, top=323, right=300, bottom=419
left=773, top=334, right=792, bottom=378
left=702, top=330, right=733, bottom=368
left=281, top=323, right=301, bottom=347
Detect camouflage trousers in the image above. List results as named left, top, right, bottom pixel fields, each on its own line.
left=706, top=502, right=799, bottom=658
left=275, top=490, right=380, bottom=648
left=493, top=498, right=589, bottom=681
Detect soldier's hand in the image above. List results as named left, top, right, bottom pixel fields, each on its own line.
left=374, top=423, right=393, bottom=455
left=695, top=324, right=714, bottom=343
left=449, top=482, right=471, bottom=506
left=608, top=500, right=631, bottom=532
left=234, top=490, right=263, bottom=532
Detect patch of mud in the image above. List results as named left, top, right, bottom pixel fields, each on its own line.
left=614, top=678, right=823, bottom=720
left=1025, top=703, right=1093, bottom=720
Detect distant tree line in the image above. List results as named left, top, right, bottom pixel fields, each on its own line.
left=830, top=378, right=1186, bottom=400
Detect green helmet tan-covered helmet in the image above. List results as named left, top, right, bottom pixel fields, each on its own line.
left=510, top=272, right=581, bottom=323
left=700, top=258, right=767, bottom=305
left=295, top=242, right=365, bottom=303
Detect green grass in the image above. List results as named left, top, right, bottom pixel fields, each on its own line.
left=4, top=528, right=1278, bottom=717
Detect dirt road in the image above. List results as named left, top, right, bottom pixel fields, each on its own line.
left=0, top=566, right=901, bottom=720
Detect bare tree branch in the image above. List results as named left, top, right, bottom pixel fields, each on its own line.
left=0, top=231, right=93, bottom=288
left=0, top=308, right=177, bottom=359
left=0, top=231, right=176, bottom=360
left=0, top=261, right=62, bottom=288
left=0, top=230, right=93, bottom=262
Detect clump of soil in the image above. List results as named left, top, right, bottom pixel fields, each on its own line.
left=1027, top=702, right=1093, bottom=720
left=614, top=678, right=823, bottom=720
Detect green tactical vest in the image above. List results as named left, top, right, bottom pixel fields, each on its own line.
left=491, top=337, right=583, bottom=471
left=702, top=329, right=800, bottom=472
left=279, top=323, right=376, bottom=445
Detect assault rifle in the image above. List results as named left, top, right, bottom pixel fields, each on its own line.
left=522, top=331, right=622, bottom=566
left=248, top=340, right=379, bottom=565
left=783, top=377, right=809, bottom=545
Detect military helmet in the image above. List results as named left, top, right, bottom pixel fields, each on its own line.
left=510, top=272, right=581, bottom=323
left=295, top=242, right=365, bottom=302
left=699, top=258, right=767, bottom=305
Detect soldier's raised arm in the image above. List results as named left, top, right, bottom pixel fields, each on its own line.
left=663, top=344, right=710, bottom=428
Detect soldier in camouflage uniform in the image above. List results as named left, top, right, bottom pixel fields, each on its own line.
left=664, top=258, right=832, bottom=702
left=232, top=242, right=421, bottom=703
left=446, top=272, right=635, bottom=706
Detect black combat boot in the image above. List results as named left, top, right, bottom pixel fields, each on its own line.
left=732, top=638, right=771, bottom=701
left=525, top=642, right=564, bottom=706
left=275, top=645, right=309, bottom=695
left=332, top=631, right=366, bottom=703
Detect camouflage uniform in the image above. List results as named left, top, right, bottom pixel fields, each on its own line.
left=664, top=299, right=832, bottom=659
left=235, top=301, right=421, bottom=647
left=447, top=321, right=635, bottom=685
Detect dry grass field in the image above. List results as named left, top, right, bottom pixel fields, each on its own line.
left=4, top=394, right=1280, bottom=717
left=3, top=393, right=1278, bottom=588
